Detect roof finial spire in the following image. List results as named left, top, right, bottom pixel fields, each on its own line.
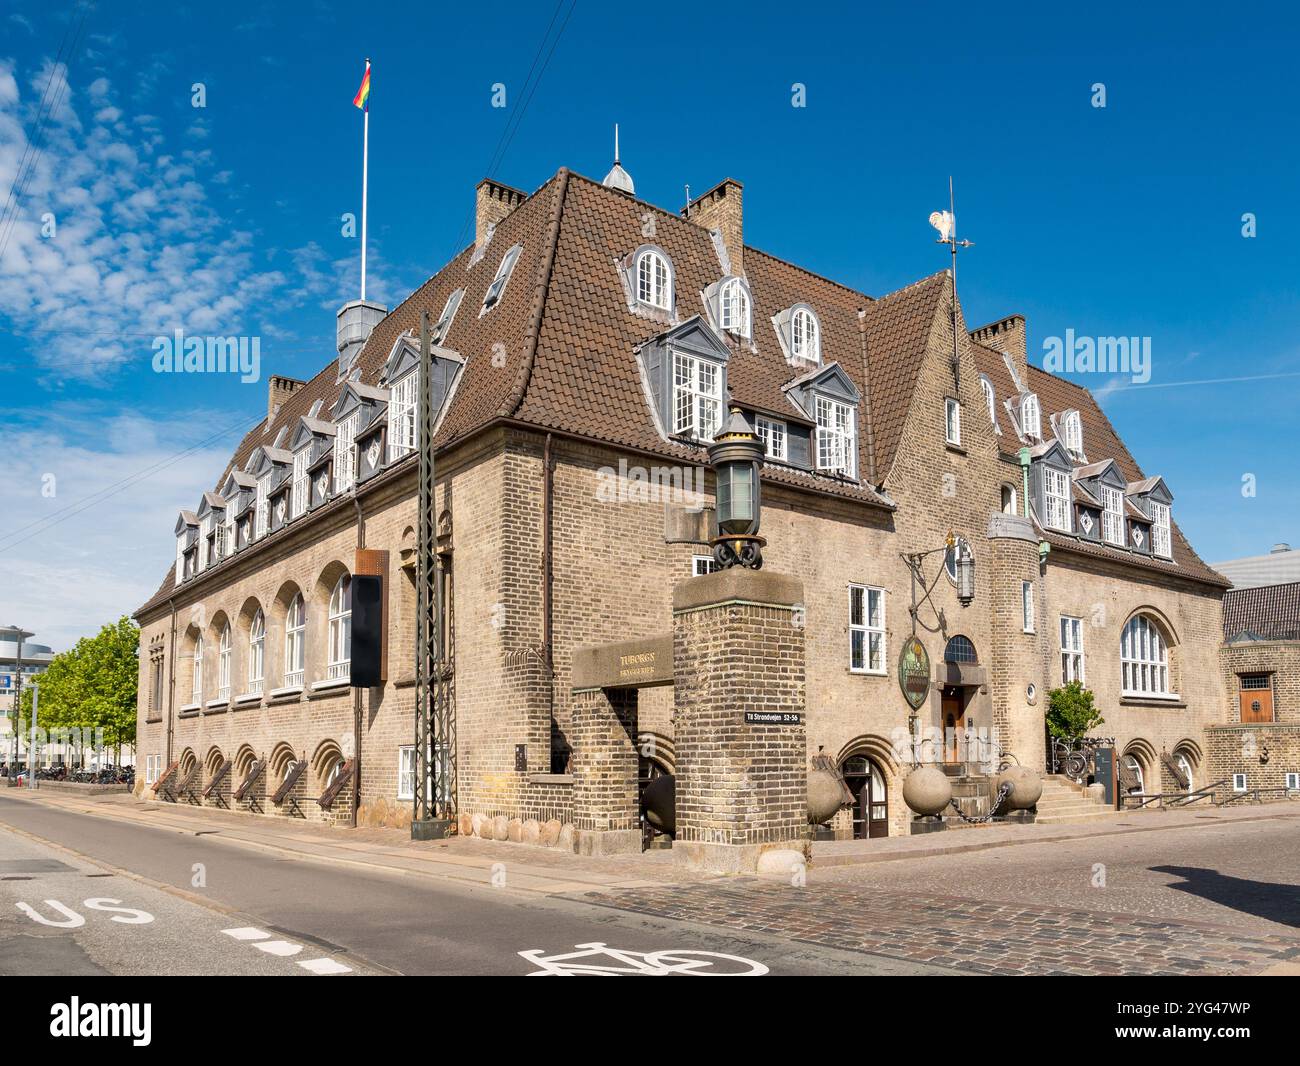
left=602, top=122, right=635, bottom=194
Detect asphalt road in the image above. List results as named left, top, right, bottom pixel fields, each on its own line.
left=0, top=794, right=951, bottom=976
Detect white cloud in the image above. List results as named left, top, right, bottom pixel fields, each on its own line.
left=0, top=406, right=251, bottom=652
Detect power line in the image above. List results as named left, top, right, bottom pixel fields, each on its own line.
left=0, top=414, right=262, bottom=557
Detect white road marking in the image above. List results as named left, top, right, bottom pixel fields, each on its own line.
left=253, top=939, right=303, bottom=957
left=222, top=927, right=270, bottom=940
left=518, top=942, right=769, bottom=976
left=298, top=957, right=352, bottom=975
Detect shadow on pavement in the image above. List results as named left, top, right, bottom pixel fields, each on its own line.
left=1151, top=865, right=1300, bottom=929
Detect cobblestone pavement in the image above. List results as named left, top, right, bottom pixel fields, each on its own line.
left=575, top=881, right=1300, bottom=975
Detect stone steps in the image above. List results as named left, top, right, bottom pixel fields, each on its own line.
left=1032, top=773, right=1122, bottom=824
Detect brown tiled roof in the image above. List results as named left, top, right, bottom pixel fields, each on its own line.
left=1223, top=581, right=1300, bottom=640
left=137, top=166, right=1221, bottom=614
left=971, top=346, right=1227, bottom=588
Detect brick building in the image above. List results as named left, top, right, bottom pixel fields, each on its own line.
left=134, top=159, right=1237, bottom=845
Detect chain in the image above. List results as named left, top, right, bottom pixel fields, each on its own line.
left=945, top=780, right=1013, bottom=824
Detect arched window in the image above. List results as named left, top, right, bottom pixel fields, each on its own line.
left=1121, top=754, right=1145, bottom=794
left=1063, top=410, right=1084, bottom=457
left=1121, top=615, right=1170, bottom=697
left=1020, top=393, right=1041, bottom=439
left=217, top=624, right=232, bottom=699
left=1001, top=483, right=1018, bottom=515
left=719, top=278, right=750, bottom=337
left=791, top=307, right=820, bottom=362
left=944, top=635, right=978, bottom=664
left=840, top=755, right=888, bottom=839
left=247, top=610, right=265, bottom=694
left=328, top=576, right=352, bottom=680
left=284, top=594, right=305, bottom=687
left=981, top=376, right=996, bottom=425
left=636, top=249, right=671, bottom=309
left=191, top=636, right=203, bottom=703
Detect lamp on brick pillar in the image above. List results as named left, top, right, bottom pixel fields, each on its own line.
left=707, top=407, right=765, bottom=570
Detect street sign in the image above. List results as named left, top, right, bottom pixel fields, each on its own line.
left=744, top=711, right=802, bottom=726
left=898, top=636, right=931, bottom=710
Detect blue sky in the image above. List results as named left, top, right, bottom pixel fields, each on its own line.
left=0, top=0, right=1296, bottom=649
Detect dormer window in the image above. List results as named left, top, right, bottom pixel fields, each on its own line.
left=1063, top=410, right=1084, bottom=458
left=815, top=396, right=855, bottom=478
left=980, top=376, right=997, bottom=426
left=636, top=248, right=672, bottom=310
left=1151, top=502, right=1172, bottom=558
left=431, top=289, right=464, bottom=344
left=791, top=307, right=821, bottom=362
left=291, top=447, right=310, bottom=517
left=254, top=473, right=271, bottom=539
left=1101, top=486, right=1125, bottom=545
left=672, top=351, right=722, bottom=440
left=1043, top=466, right=1072, bottom=531
left=755, top=415, right=787, bottom=461
left=482, top=244, right=522, bottom=312
left=718, top=277, right=751, bottom=338
left=334, top=412, right=359, bottom=494
left=388, top=370, right=418, bottom=462
left=1020, top=393, right=1041, bottom=439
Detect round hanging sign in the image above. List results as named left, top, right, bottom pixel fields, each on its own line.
left=898, top=636, right=932, bottom=711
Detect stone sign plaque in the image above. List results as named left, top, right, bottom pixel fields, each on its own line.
left=898, top=636, right=931, bottom=711
left=571, top=633, right=674, bottom=690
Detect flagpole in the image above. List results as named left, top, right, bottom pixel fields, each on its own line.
left=360, top=59, right=369, bottom=301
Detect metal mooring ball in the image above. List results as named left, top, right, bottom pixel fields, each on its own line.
left=902, top=765, right=952, bottom=816
left=808, top=754, right=853, bottom=825
left=641, top=773, right=676, bottom=837
left=995, top=766, right=1043, bottom=811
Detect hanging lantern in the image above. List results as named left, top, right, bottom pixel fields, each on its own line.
left=707, top=408, right=765, bottom=570
left=952, top=535, right=976, bottom=606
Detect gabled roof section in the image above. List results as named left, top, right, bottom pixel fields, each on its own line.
left=174, top=511, right=199, bottom=535
left=637, top=315, right=732, bottom=363
left=782, top=360, right=861, bottom=418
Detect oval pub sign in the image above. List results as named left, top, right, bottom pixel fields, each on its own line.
left=898, top=636, right=931, bottom=711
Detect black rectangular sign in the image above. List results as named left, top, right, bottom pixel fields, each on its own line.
left=743, top=711, right=803, bottom=725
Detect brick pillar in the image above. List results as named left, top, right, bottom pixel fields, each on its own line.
left=985, top=513, right=1047, bottom=773
left=570, top=687, right=640, bottom=855
left=673, top=568, right=807, bottom=873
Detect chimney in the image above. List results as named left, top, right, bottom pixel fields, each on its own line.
left=683, top=178, right=744, bottom=277
left=336, top=299, right=387, bottom=379
left=970, top=314, right=1028, bottom=382
left=475, top=178, right=528, bottom=246
left=267, top=375, right=306, bottom=423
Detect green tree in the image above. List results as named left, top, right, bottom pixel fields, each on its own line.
left=1046, top=680, right=1104, bottom=742
left=19, top=617, right=138, bottom=765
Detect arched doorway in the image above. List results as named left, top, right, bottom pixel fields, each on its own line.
left=841, top=755, right=888, bottom=839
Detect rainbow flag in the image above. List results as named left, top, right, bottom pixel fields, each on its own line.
left=352, top=60, right=371, bottom=111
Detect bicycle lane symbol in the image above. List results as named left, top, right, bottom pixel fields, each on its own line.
left=518, top=942, right=769, bottom=976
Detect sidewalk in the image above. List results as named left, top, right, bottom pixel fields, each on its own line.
left=6, top=789, right=1298, bottom=891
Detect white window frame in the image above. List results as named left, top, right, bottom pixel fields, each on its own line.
left=1150, top=502, right=1172, bottom=558
left=1060, top=615, right=1084, bottom=684
left=672, top=351, right=722, bottom=440
left=981, top=376, right=996, bottom=426
left=1063, top=411, right=1084, bottom=457
left=719, top=277, right=750, bottom=337
left=284, top=593, right=305, bottom=688
left=1020, top=393, right=1041, bottom=439
left=1021, top=580, right=1035, bottom=633
left=1001, top=483, right=1018, bottom=516
left=254, top=474, right=271, bottom=539
left=483, top=244, right=522, bottom=311
left=1232, top=773, right=1247, bottom=793
left=945, top=397, right=961, bottom=446
left=145, top=754, right=162, bottom=786
left=1101, top=486, right=1125, bottom=545
left=1121, top=615, right=1174, bottom=698
left=754, top=415, right=787, bottom=462
left=1044, top=467, right=1072, bottom=532
left=387, top=370, right=418, bottom=463
left=692, top=554, right=719, bottom=577
left=217, top=624, right=232, bottom=699
left=815, top=396, right=856, bottom=478
left=327, top=575, right=352, bottom=680
left=848, top=584, right=886, bottom=675
left=397, top=746, right=416, bottom=801
left=247, top=610, right=265, bottom=694
left=431, top=288, right=464, bottom=344
left=291, top=447, right=310, bottom=518
left=334, top=413, right=359, bottom=494
left=191, top=637, right=203, bottom=702
left=1284, top=772, right=1299, bottom=792
left=636, top=249, right=671, bottom=309
left=791, top=307, right=820, bottom=362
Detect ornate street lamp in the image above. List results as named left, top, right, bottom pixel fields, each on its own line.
left=707, top=407, right=765, bottom=570
left=950, top=535, right=976, bottom=607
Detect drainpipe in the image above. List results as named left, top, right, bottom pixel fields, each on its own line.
left=542, top=434, right=555, bottom=751
left=166, top=598, right=176, bottom=768
left=352, top=493, right=364, bottom=828
left=1018, top=447, right=1031, bottom=520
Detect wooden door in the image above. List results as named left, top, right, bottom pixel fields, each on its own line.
left=1239, top=675, right=1274, bottom=723
left=942, top=689, right=964, bottom=763
left=842, top=756, right=889, bottom=839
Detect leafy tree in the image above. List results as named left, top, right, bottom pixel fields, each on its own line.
left=1046, top=680, right=1104, bottom=742
left=18, top=617, right=138, bottom=764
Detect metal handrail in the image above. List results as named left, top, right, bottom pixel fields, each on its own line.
left=1122, top=778, right=1226, bottom=810
left=1218, top=785, right=1300, bottom=807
